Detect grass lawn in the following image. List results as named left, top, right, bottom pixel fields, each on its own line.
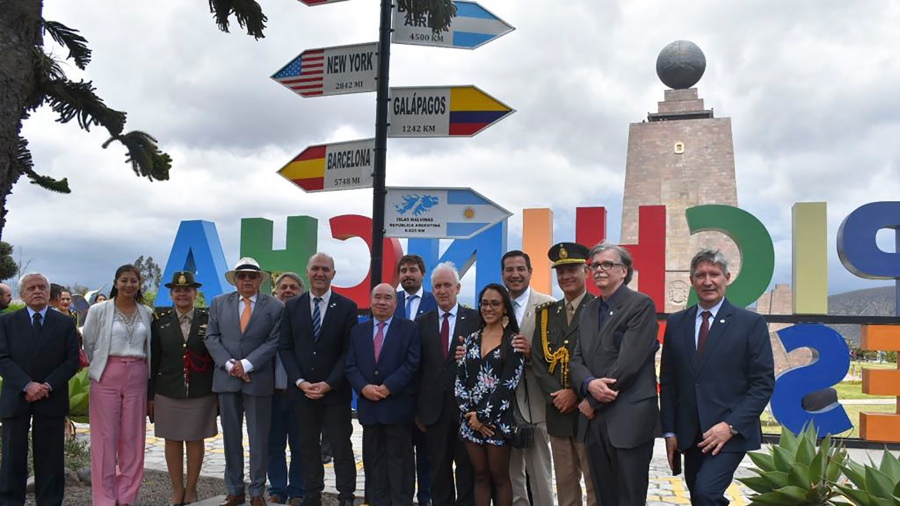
left=762, top=403, right=896, bottom=439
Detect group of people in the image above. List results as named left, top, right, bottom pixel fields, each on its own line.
left=0, top=240, right=775, bottom=506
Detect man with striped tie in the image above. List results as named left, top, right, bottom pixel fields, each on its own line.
left=279, top=252, right=359, bottom=506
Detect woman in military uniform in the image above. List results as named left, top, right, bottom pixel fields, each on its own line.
left=149, top=271, right=217, bottom=506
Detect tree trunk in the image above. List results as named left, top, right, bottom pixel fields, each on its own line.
left=0, top=0, right=42, bottom=241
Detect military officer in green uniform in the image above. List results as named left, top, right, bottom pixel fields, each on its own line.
left=149, top=271, right=218, bottom=506
left=532, top=242, right=597, bottom=506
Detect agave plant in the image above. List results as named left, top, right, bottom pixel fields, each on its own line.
left=835, top=448, right=900, bottom=505
left=739, top=423, right=847, bottom=505
left=67, top=368, right=90, bottom=424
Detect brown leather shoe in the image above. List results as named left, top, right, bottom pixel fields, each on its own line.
left=250, top=497, right=267, bottom=506
left=269, top=494, right=284, bottom=504
left=219, top=494, right=245, bottom=506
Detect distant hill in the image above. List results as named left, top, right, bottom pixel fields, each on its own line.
left=828, top=286, right=896, bottom=345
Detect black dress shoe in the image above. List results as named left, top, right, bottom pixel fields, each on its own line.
left=337, top=500, right=354, bottom=506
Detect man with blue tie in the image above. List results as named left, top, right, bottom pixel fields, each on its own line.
left=394, top=254, right=436, bottom=505
left=660, top=249, right=775, bottom=506
left=280, top=253, right=359, bottom=506
left=347, top=283, right=421, bottom=506
left=0, top=273, right=80, bottom=504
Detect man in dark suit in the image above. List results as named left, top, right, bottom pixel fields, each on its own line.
left=531, top=243, right=596, bottom=506
left=570, top=242, right=661, bottom=506
left=347, top=283, right=421, bottom=506
left=660, top=249, right=775, bottom=506
left=415, top=262, right=477, bottom=506
left=0, top=273, right=80, bottom=504
left=394, top=253, right=436, bottom=505
left=395, top=254, right=438, bottom=321
left=205, top=257, right=284, bottom=506
left=280, top=252, right=358, bottom=506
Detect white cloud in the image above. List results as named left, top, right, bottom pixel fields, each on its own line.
left=9, top=0, right=899, bottom=299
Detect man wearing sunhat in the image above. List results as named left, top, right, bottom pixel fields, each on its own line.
left=205, top=257, right=284, bottom=506
left=531, top=243, right=597, bottom=506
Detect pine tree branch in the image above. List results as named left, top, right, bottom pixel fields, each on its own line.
left=17, top=137, right=71, bottom=193
left=42, top=20, right=92, bottom=70
left=39, top=78, right=127, bottom=136
left=102, top=131, right=172, bottom=182
left=397, top=0, right=456, bottom=33
left=209, top=0, right=267, bottom=40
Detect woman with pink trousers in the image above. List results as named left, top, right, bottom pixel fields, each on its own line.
left=83, top=264, right=154, bottom=505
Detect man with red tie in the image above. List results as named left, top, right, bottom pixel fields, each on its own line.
left=346, top=283, right=421, bottom=506
left=660, top=249, right=775, bottom=506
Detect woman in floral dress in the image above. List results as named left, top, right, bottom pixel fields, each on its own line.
left=455, top=283, right=524, bottom=506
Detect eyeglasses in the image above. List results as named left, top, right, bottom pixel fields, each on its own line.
left=235, top=272, right=260, bottom=280
left=480, top=299, right=503, bottom=308
left=589, top=261, right=624, bottom=272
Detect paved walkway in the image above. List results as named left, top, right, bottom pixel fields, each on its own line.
left=80, top=421, right=752, bottom=505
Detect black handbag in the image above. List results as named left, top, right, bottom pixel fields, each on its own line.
left=510, top=371, right=536, bottom=449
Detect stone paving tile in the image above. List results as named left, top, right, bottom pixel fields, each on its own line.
left=77, top=422, right=752, bottom=505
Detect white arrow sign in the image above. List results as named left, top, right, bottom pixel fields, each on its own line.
left=384, top=187, right=511, bottom=239
left=272, top=42, right=377, bottom=98
left=393, top=1, right=514, bottom=49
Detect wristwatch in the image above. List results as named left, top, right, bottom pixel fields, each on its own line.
left=728, top=424, right=738, bottom=436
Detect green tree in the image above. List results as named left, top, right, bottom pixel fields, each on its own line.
left=0, top=0, right=455, bottom=274
left=0, top=242, right=17, bottom=281
left=133, top=255, right=162, bottom=294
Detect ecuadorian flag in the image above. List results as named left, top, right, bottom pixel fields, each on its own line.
left=448, top=86, right=513, bottom=136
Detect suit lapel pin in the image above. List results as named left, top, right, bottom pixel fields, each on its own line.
left=329, top=302, right=337, bottom=308
left=609, top=311, right=614, bottom=316
left=719, top=319, right=725, bottom=324
left=556, top=306, right=562, bottom=315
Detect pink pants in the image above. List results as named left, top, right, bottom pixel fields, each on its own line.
left=90, top=357, right=148, bottom=506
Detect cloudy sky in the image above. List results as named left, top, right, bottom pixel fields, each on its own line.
left=8, top=0, right=899, bottom=303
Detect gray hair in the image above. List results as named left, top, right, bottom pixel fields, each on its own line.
left=690, top=249, right=730, bottom=277
left=589, top=242, right=634, bottom=286
left=431, top=261, right=460, bottom=285
left=17, top=272, right=50, bottom=294
left=275, top=272, right=305, bottom=293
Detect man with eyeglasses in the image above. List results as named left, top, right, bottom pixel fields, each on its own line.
left=570, top=242, right=661, bottom=506
left=205, top=257, right=284, bottom=506
left=501, top=250, right=555, bottom=506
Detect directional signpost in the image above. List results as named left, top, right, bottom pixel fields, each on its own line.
left=384, top=187, right=512, bottom=239
left=277, top=1, right=516, bottom=288
left=389, top=86, right=514, bottom=137
left=272, top=42, right=378, bottom=98
left=393, top=1, right=514, bottom=49
left=277, top=139, right=375, bottom=192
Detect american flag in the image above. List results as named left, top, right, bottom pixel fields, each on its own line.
left=271, top=49, right=324, bottom=97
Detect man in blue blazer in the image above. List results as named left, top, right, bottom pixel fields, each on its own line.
left=660, top=249, right=775, bottom=506
left=347, top=283, right=421, bottom=506
left=395, top=254, right=437, bottom=320
left=0, top=273, right=80, bottom=504
left=280, top=252, right=359, bottom=506
left=393, top=254, right=436, bottom=505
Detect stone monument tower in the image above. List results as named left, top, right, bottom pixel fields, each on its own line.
left=621, top=41, right=740, bottom=312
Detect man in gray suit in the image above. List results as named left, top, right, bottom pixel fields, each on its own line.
left=570, top=242, right=661, bottom=506
left=502, top=250, right=555, bottom=506
left=206, top=257, right=284, bottom=506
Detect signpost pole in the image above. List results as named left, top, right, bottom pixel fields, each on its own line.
left=371, top=0, right=393, bottom=289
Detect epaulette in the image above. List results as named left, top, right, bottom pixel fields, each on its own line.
left=535, top=301, right=555, bottom=312
left=154, top=308, right=172, bottom=320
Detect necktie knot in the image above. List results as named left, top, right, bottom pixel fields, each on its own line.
left=314, top=297, right=322, bottom=304
left=442, top=312, right=451, bottom=321
left=377, top=321, right=385, bottom=330
left=33, top=313, right=42, bottom=322
left=701, top=310, right=711, bottom=322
